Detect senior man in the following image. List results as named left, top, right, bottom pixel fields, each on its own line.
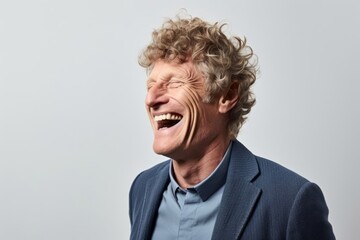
left=129, top=16, right=335, bottom=240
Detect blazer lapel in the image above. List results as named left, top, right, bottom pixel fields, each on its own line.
left=212, top=140, right=262, bottom=240
left=138, top=163, right=170, bottom=240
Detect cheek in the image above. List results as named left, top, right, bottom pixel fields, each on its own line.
left=173, top=87, right=205, bottom=146
left=173, top=87, right=203, bottom=117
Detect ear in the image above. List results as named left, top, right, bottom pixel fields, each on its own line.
left=218, top=81, right=239, bottom=113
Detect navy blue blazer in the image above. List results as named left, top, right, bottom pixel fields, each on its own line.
left=129, top=140, right=335, bottom=239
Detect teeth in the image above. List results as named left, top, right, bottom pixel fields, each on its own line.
left=154, top=113, right=182, bottom=122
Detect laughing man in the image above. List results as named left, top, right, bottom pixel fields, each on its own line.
left=129, top=16, right=335, bottom=240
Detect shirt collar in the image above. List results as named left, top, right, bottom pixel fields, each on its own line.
left=169, top=141, right=232, bottom=201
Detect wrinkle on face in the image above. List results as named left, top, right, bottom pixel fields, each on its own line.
left=146, top=59, right=217, bottom=159
left=174, top=66, right=206, bottom=148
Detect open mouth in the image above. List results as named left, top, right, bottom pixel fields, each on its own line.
left=154, top=113, right=183, bottom=130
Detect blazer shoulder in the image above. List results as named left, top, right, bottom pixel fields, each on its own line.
left=251, top=155, right=313, bottom=211
left=130, top=160, right=170, bottom=191
left=254, top=156, right=309, bottom=186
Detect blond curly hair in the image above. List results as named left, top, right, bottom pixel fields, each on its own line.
left=139, top=16, right=257, bottom=138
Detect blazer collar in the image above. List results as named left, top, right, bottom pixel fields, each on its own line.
left=138, top=162, right=170, bottom=240
left=211, top=140, right=262, bottom=240
left=138, top=140, right=261, bottom=240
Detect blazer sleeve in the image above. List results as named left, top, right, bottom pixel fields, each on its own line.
left=286, top=182, right=336, bottom=240
left=128, top=171, right=144, bottom=226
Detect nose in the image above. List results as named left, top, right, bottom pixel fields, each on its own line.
left=145, top=83, right=169, bottom=109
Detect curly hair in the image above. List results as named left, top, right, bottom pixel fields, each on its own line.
left=139, top=16, right=257, bottom=139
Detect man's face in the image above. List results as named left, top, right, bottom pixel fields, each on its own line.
left=145, top=60, right=227, bottom=161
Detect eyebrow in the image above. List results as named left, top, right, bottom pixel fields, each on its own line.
left=146, top=78, right=156, bottom=84
left=147, top=73, right=176, bottom=84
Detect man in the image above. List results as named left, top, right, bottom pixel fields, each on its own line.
left=129, top=16, right=335, bottom=240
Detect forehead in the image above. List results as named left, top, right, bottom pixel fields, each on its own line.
left=147, top=60, right=201, bottom=82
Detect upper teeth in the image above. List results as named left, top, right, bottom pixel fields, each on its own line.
left=154, top=113, right=182, bottom=121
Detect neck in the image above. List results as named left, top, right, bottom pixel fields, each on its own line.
left=172, top=139, right=231, bottom=189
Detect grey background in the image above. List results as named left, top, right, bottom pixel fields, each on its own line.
left=1, top=0, right=359, bottom=239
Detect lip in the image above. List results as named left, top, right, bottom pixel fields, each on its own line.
left=156, top=118, right=183, bottom=134
left=152, top=112, right=183, bottom=130
left=158, top=119, right=182, bottom=131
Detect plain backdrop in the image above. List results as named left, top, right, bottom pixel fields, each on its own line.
left=1, top=0, right=359, bottom=239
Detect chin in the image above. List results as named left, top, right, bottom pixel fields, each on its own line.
left=152, top=142, right=171, bottom=156
left=152, top=140, right=179, bottom=158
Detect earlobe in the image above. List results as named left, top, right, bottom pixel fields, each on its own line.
left=218, top=82, right=239, bottom=113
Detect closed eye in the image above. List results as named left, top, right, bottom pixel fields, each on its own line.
left=167, top=80, right=184, bottom=88
left=146, top=79, right=155, bottom=90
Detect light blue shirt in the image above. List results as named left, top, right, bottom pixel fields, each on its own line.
left=151, top=142, right=232, bottom=240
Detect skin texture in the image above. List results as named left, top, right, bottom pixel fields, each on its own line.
left=145, top=60, right=238, bottom=188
